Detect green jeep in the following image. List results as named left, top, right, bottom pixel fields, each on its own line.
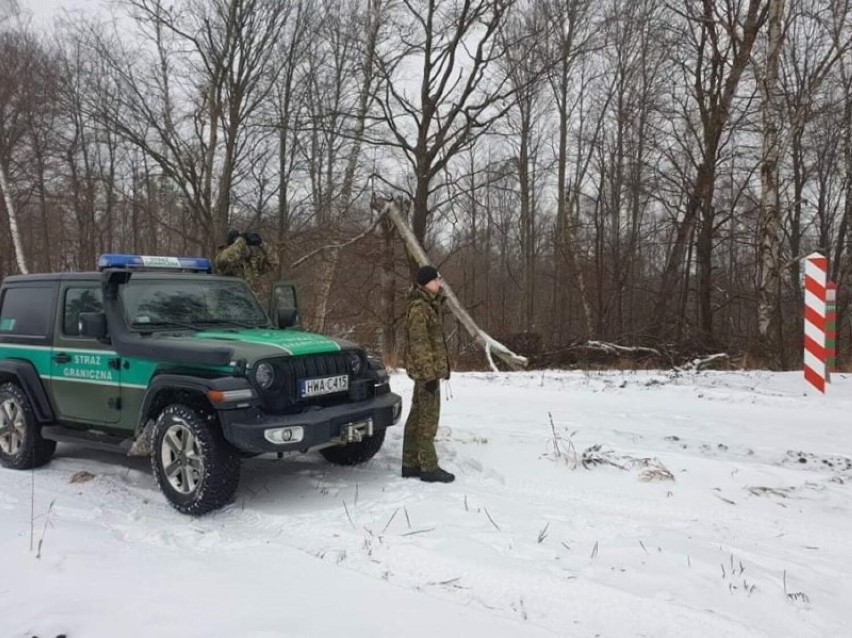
left=0, top=254, right=402, bottom=515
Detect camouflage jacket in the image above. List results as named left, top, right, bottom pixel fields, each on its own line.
left=214, top=236, right=279, bottom=297
left=404, top=285, right=450, bottom=382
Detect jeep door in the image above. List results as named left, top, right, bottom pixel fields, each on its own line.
left=50, top=283, right=122, bottom=424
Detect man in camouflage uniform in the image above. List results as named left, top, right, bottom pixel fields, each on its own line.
left=402, top=265, right=455, bottom=483
left=214, top=229, right=278, bottom=298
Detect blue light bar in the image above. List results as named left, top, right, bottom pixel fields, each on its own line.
left=98, top=254, right=212, bottom=273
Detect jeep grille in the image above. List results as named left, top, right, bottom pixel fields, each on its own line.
left=257, top=351, right=372, bottom=412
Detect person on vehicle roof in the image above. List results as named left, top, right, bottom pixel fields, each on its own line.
left=401, top=265, right=455, bottom=484
left=214, top=229, right=278, bottom=297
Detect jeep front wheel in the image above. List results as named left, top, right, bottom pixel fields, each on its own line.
left=320, top=428, right=386, bottom=466
left=150, top=404, right=240, bottom=515
left=0, top=382, right=56, bottom=470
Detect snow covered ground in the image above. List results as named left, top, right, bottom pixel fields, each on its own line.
left=2, top=370, right=851, bottom=637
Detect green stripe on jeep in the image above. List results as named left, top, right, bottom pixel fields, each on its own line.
left=193, top=328, right=342, bottom=356
left=0, top=344, right=234, bottom=388
left=0, top=345, right=53, bottom=374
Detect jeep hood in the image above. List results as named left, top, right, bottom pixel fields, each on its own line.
left=191, top=328, right=357, bottom=361
left=111, top=327, right=358, bottom=368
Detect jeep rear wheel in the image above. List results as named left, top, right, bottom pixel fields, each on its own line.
left=151, top=404, right=240, bottom=515
left=0, top=382, right=56, bottom=470
left=320, top=428, right=386, bottom=466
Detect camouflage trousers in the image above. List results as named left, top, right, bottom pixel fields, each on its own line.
left=401, top=381, right=441, bottom=471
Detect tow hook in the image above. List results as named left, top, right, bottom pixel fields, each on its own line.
left=338, top=418, right=374, bottom=444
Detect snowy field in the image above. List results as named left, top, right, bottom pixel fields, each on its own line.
left=2, top=370, right=851, bottom=637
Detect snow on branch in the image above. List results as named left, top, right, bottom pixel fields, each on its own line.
left=584, top=341, right=661, bottom=357
left=677, top=353, right=730, bottom=372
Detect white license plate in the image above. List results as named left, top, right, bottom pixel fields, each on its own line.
left=300, top=374, right=349, bottom=398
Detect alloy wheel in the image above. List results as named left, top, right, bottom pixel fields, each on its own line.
left=159, top=422, right=205, bottom=495
left=0, top=398, right=25, bottom=456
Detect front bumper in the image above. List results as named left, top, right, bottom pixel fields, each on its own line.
left=218, top=392, right=403, bottom=454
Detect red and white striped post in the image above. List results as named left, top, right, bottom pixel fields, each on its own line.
left=803, top=252, right=828, bottom=393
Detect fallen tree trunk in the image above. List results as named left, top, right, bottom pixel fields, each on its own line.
left=371, top=194, right=528, bottom=371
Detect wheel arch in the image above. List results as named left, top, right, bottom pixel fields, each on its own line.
left=138, top=375, right=218, bottom=434
left=0, top=360, right=55, bottom=423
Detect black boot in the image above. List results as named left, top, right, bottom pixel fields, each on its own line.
left=401, top=466, right=421, bottom=478
left=420, top=467, right=455, bottom=483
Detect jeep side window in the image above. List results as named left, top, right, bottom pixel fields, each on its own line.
left=64, top=287, right=104, bottom=337
left=0, top=287, right=53, bottom=337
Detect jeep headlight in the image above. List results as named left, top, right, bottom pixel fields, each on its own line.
left=254, top=361, right=275, bottom=389
left=347, top=352, right=363, bottom=375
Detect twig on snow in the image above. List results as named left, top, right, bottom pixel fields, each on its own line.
left=382, top=508, right=399, bottom=534
left=342, top=500, right=356, bottom=529
left=484, top=507, right=501, bottom=531
left=36, top=500, right=55, bottom=560
left=401, top=527, right=435, bottom=537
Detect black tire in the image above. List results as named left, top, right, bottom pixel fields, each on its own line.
left=150, top=403, right=240, bottom=515
left=320, top=428, right=386, bottom=466
left=0, top=382, right=56, bottom=470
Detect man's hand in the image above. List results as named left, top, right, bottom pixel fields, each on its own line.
left=424, top=379, right=439, bottom=393
left=244, top=232, right=263, bottom=246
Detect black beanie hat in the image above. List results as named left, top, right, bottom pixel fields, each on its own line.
left=416, top=265, right=440, bottom=286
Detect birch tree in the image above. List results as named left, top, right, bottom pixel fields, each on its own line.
left=756, top=0, right=785, bottom=365
left=306, top=0, right=389, bottom=332
left=0, top=28, right=46, bottom=274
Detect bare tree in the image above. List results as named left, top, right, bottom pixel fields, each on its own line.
left=372, top=0, right=520, bottom=269
left=304, top=0, right=389, bottom=332
left=653, top=0, right=768, bottom=342
left=542, top=0, right=597, bottom=341
left=499, top=5, right=554, bottom=329
left=82, top=0, right=289, bottom=252
left=0, top=27, right=51, bottom=274
left=756, top=0, right=785, bottom=364
left=589, top=0, right=667, bottom=340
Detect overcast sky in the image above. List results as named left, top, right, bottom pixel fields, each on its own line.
left=23, top=0, right=105, bottom=25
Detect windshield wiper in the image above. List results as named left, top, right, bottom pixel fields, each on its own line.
left=131, top=320, right=202, bottom=332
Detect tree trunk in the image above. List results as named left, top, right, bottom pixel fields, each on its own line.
left=757, top=0, right=785, bottom=367
left=313, top=249, right=339, bottom=334
left=313, top=0, right=384, bottom=331
left=379, top=216, right=397, bottom=363
left=652, top=0, right=768, bottom=339
left=0, top=162, right=28, bottom=274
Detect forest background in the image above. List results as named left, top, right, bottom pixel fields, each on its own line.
left=2, top=0, right=851, bottom=371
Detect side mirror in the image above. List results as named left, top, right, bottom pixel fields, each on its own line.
left=270, top=282, right=300, bottom=327
left=276, top=308, right=298, bottom=329
left=79, top=312, right=108, bottom=340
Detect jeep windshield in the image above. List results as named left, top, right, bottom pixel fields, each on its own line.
left=120, top=277, right=271, bottom=331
